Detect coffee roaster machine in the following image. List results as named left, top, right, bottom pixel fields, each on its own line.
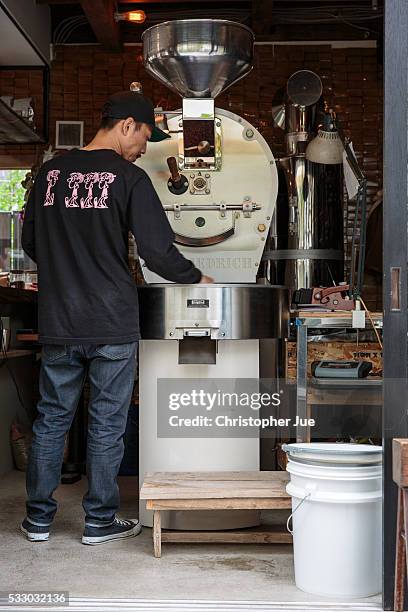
left=135, top=19, right=291, bottom=530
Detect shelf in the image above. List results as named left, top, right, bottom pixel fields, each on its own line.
left=16, top=334, right=39, bottom=342
left=292, top=310, right=383, bottom=329
left=308, top=385, right=382, bottom=406
left=294, top=310, right=384, bottom=441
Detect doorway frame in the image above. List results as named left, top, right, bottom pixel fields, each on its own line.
left=383, top=1, right=408, bottom=609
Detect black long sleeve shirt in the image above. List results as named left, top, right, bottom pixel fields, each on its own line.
left=22, top=148, right=202, bottom=344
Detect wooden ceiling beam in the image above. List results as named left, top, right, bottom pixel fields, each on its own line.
left=36, top=0, right=78, bottom=3
left=37, top=0, right=246, bottom=4
left=113, top=0, right=246, bottom=2
left=79, top=0, right=121, bottom=51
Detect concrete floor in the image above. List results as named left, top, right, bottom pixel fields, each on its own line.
left=0, top=470, right=383, bottom=609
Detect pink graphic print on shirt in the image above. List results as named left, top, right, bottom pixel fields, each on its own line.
left=44, top=170, right=60, bottom=206
left=80, top=172, right=100, bottom=209
left=65, top=173, right=84, bottom=208
left=94, top=172, right=116, bottom=208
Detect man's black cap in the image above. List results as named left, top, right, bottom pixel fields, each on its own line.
left=102, top=91, right=170, bottom=142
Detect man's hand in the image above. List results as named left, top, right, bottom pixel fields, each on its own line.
left=199, top=274, right=215, bottom=284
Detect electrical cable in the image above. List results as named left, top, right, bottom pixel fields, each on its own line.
left=54, top=16, right=83, bottom=42
left=54, top=16, right=87, bottom=44
left=52, top=4, right=382, bottom=42
left=58, top=19, right=88, bottom=44
left=54, top=16, right=85, bottom=38
left=330, top=13, right=381, bottom=35
left=60, top=21, right=89, bottom=44
left=266, top=7, right=382, bottom=34
left=60, top=17, right=88, bottom=42
left=358, top=297, right=383, bottom=349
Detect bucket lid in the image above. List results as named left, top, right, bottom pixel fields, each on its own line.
left=282, top=443, right=383, bottom=465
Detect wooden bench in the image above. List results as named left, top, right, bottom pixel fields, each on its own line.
left=140, top=471, right=292, bottom=557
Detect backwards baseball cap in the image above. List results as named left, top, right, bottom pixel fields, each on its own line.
left=101, top=91, right=170, bottom=142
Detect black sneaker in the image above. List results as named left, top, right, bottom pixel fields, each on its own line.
left=20, top=518, right=50, bottom=542
left=82, top=517, right=141, bottom=545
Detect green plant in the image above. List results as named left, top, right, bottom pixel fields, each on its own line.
left=0, top=170, right=28, bottom=212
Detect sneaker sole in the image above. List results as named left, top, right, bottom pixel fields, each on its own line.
left=81, top=523, right=142, bottom=545
left=20, top=524, right=49, bottom=542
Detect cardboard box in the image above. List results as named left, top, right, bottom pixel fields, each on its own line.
left=285, top=340, right=383, bottom=379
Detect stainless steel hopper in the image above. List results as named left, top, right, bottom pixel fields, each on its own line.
left=142, top=19, right=254, bottom=99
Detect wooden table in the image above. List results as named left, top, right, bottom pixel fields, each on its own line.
left=140, top=471, right=292, bottom=557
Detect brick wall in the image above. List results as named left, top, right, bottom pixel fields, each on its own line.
left=0, top=44, right=383, bottom=171
left=0, top=43, right=383, bottom=293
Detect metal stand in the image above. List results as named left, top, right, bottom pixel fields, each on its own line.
left=295, top=311, right=383, bottom=442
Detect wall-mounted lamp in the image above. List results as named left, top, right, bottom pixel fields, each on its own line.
left=114, top=10, right=146, bottom=24
left=305, top=112, right=343, bottom=165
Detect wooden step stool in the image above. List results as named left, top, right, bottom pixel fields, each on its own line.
left=140, top=471, right=292, bottom=557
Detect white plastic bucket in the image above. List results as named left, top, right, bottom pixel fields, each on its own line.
left=282, top=443, right=382, bottom=599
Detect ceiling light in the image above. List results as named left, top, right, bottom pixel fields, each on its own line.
left=114, top=10, right=146, bottom=24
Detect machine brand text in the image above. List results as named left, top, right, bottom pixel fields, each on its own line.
left=190, top=257, right=253, bottom=270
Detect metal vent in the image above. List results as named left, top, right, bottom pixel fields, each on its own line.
left=55, top=120, right=84, bottom=149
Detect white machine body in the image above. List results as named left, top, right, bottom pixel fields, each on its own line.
left=137, top=109, right=277, bottom=284
left=137, top=108, right=279, bottom=529
left=139, top=339, right=260, bottom=529
left=136, top=19, right=282, bottom=530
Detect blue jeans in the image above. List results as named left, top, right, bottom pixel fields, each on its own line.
left=26, top=342, right=138, bottom=528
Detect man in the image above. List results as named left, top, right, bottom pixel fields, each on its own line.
left=21, top=90, right=213, bottom=546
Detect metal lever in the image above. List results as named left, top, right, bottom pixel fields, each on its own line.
left=167, top=156, right=181, bottom=184
left=167, top=156, right=188, bottom=195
